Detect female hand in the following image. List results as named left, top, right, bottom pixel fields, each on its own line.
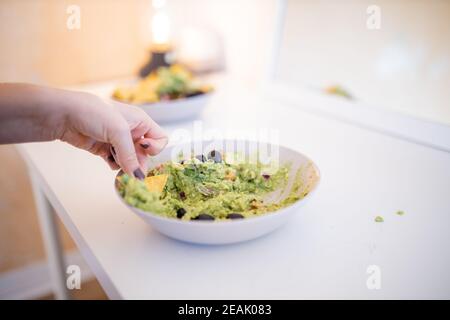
left=57, top=92, right=168, bottom=179
left=0, top=83, right=168, bottom=178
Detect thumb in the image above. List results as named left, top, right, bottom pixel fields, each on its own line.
left=109, top=126, right=145, bottom=180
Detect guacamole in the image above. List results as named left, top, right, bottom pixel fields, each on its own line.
left=117, top=151, right=303, bottom=221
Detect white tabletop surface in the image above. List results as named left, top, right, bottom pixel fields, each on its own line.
left=18, top=78, right=450, bottom=299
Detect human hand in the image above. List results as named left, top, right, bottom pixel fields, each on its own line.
left=0, top=84, right=168, bottom=178
left=56, top=91, right=168, bottom=179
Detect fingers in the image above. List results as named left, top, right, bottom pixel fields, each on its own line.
left=130, top=120, right=168, bottom=156
left=58, top=94, right=166, bottom=176
left=138, top=138, right=151, bottom=150
left=90, top=143, right=120, bottom=170
left=108, top=124, right=145, bottom=179
left=137, top=137, right=168, bottom=156
left=105, top=153, right=121, bottom=170
left=104, top=145, right=119, bottom=170
left=135, top=143, right=149, bottom=171
left=114, top=101, right=168, bottom=155
left=112, top=143, right=148, bottom=172
left=143, top=116, right=167, bottom=141
left=142, top=117, right=169, bottom=155
left=106, top=100, right=168, bottom=176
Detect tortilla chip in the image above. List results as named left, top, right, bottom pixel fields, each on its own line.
left=144, top=174, right=168, bottom=193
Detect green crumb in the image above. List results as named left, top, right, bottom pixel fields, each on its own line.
left=396, top=210, right=405, bottom=216
left=375, top=216, right=384, bottom=223
left=325, top=85, right=353, bottom=100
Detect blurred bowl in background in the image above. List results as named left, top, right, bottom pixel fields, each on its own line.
left=137, top=92, right=212, bottom=123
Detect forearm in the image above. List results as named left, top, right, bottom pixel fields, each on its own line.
left=0, top=82, right=167, bottom=176
left=0, top=83, right=70, bottom=144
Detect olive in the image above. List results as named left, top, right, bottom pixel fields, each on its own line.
left=179, top=191, right=186, bottom=200
left=193, top=213, right=215, bottom=221
left=227, top=213, right=244, bottom=219
left=195, top=154, right=207, bottom=162
left=176, top=208, right=186, bottom=219
left=207, top=150, right=222, bottom=163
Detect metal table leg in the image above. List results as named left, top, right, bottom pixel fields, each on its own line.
left=29, top=170, right=70, bottom=300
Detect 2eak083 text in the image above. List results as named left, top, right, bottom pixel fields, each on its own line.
left=178, top=304, right=272, bottom=317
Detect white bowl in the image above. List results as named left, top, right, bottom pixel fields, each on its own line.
left=136, top=93, right=211, bottom=123
left=115, top=140, right=320, bottom=245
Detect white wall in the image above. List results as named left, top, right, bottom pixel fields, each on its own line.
left=167, top=0, right=277, bottom=87
left=276, top=0, right=450, bottom=125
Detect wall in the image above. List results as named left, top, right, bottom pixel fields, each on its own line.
left=0, top=0, right=278, bottom=87
left=0, top=0, right=152, bottom=85
left=167, top=0, right=277, bottom=86
left=276, top=0, right=450, bottom=124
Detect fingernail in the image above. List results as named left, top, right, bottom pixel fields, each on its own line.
left=133, top=168, right=145, bottom=180
left=109, top=146, right=119, bottom=164
left=140, top=143, right=150, bottom=149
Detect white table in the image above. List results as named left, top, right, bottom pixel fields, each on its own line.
left=18, top=79, right=450, bottom=299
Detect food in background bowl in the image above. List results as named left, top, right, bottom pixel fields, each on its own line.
left=112, top=64, right=213, bottom=104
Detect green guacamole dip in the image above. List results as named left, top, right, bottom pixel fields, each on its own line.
left=117, top=151, right=303, bottom=221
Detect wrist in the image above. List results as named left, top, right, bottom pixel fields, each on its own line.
left=31, top=85, right=74, bottom=141
left=36, top=87, right=100, bottom=141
